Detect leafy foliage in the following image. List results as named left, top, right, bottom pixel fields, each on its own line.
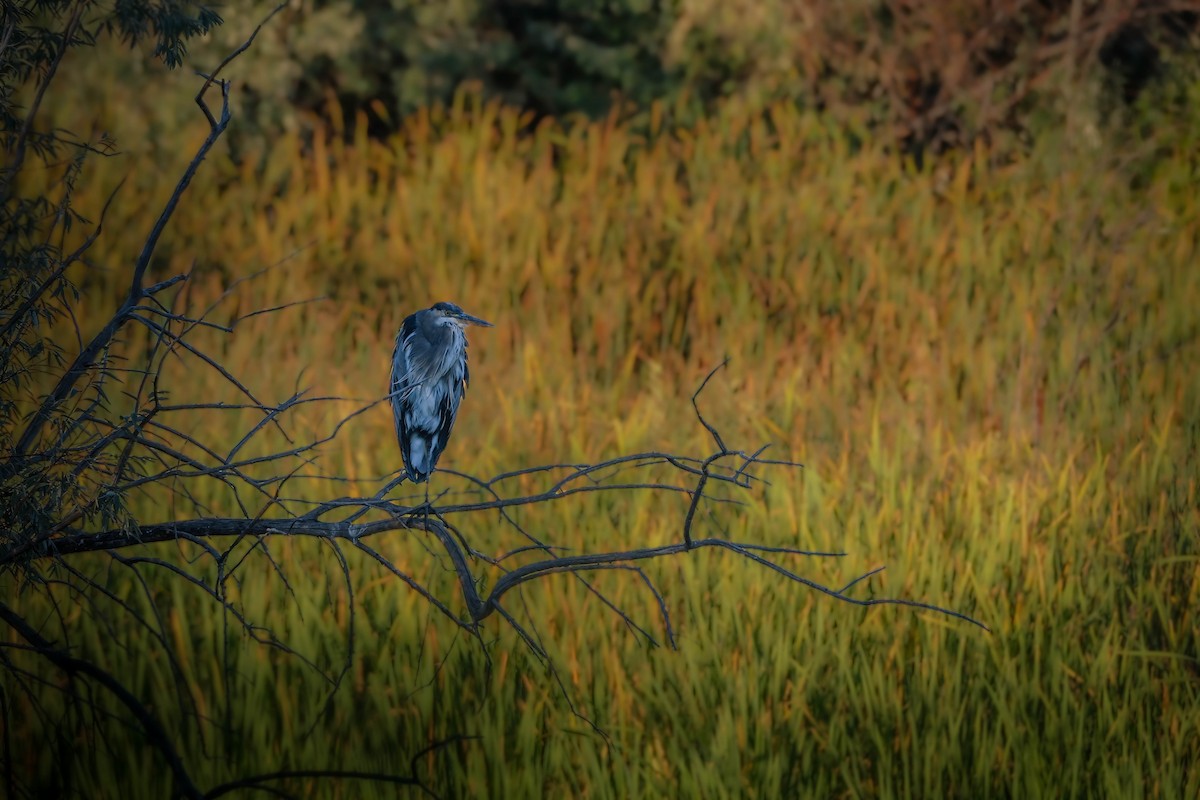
left=46, top=0, right=1200, bottom=154
left=1, top=0, right=220, bottom=565
left=108, top=0, right=224, bottom=68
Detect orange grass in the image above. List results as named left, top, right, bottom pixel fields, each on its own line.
left=6, top=93, right=1199, bottom=796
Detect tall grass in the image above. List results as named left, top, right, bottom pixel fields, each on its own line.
left=6, top=94, right=1198, bottom=796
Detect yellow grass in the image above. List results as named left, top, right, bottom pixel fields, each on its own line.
left=6, top=93, right=1199, bottom=796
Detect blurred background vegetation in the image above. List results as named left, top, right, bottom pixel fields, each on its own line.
left=4, top=1, right=1200, bottom=797
left=50, top=0, right=1200, bottom=160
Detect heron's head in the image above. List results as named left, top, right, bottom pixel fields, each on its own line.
left=430, top=301, right=493, bottom=329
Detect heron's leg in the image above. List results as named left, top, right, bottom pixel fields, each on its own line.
left=422, top=479, right=431, bottom=532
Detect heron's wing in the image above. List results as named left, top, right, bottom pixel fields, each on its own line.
left=424, top=366, right=465, bottom=473
left=390, top=322, right=415, bottom=445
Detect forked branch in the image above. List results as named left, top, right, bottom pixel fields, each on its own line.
left=22, top=364, right=990, bottom=646
left=9, top=3, right=286, bottom=462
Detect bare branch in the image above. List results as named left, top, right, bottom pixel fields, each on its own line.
left=0, top=601, right=205, bottom=800
left=203, top=768, right=430, bottom=800
left=12, top=26, right=240, bottom=459
left=21, top=448, right=989, bottom=635
left=193, top=2, right=288, bottom=128
left=692, top=359, right=730, bottom=452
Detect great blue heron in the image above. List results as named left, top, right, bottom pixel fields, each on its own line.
left=390, top=301, right=493, bottom=483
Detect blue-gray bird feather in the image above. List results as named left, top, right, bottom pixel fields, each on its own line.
left=390, top=302, right=491, bottom=483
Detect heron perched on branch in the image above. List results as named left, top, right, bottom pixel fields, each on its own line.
left=390, top=301, right=493, bottom=483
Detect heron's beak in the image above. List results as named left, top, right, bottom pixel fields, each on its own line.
left=457, top=311, right=493, bottom=327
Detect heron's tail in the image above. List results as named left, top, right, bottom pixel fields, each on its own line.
left=403, top=433, right=434, bottom=483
